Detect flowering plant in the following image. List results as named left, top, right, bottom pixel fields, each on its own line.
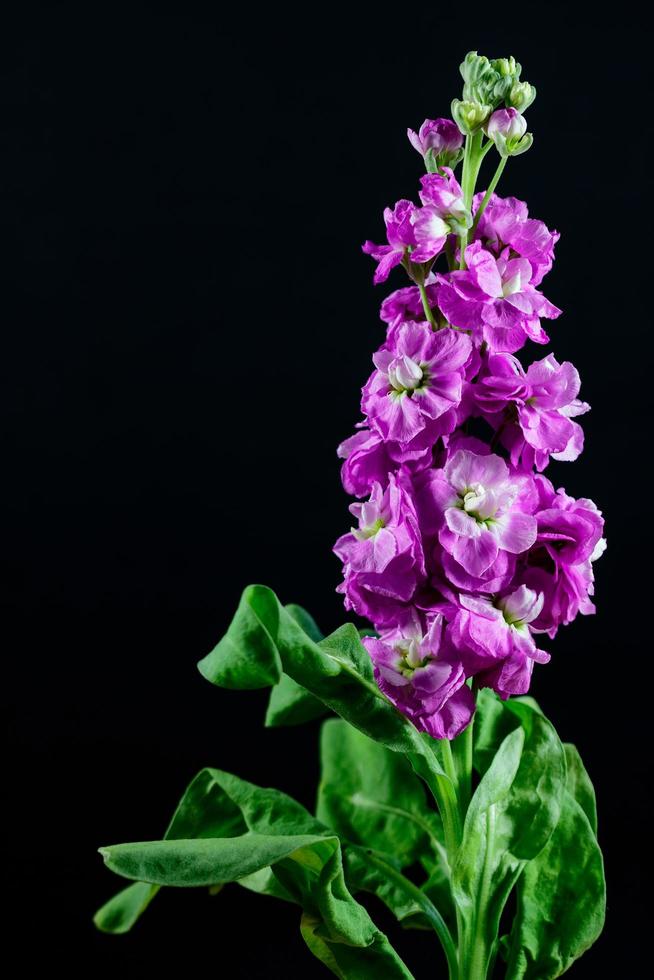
left=94, top=52, right=606, bottom=979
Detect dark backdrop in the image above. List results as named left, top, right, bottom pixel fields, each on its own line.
left=3, top=5, right=650, bottom=976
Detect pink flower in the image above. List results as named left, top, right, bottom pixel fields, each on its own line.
left=364, top=609, right=475, bottom=738
left=438, top=241, right=561, bottom=351
left=474, top=351, right=590, bottom=470
left=362, top=199, right=418, bottom=284
left=337, top=426, right=431, bottom=498
left=472, top=193, right=559, bottom=286
left=518, top=477, right=606, bottom=636
left=418, top=449, right=537, bottom=578
left=407, top=118, right=463, bottom=169
left=334, top=473, right=426, bottom=628
left=362, top=322, right=473, bottom=448
left=450, top=585, right=550, bottom=697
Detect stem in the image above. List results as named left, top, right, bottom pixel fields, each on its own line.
left=365, top=851, right=459, bottom=980
left=441, top=737, right=459, bottom=796
left=470, top=156, right=508, bottom=238
left=465, top=805, right=497, bottom=980
left=418, top=279, right=438, bottom=329
left=452, top=685, right=477, bottom=815
left=458, top=133, right=493, bottom=269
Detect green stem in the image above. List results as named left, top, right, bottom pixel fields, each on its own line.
left=465, top=804, right=497, bottom=980
left=458, top=133, right=492, bottom=269
left=418, top=279, right=438, bottom=329
left=441, top=738, right=459, bottom=796
left=470, top=156, right=508, bottom=238
left=365, top=851, right=459, bottom=980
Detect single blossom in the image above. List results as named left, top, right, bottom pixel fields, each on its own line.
left=450, top=585, right=550, bottom=698
left=364, top=610, right=475, bottom=738
left=418, top=169, right=470, bottom=235
left=518, top=477, right=606, bottom=635
left=334, top=473, right=426, bottom=628
left=472, top=193, right=559, bottom=286
left=485, top=108, right=532, bottom=157
left=337, top=426, right=431, bottom=498
left=362, top=199, right=418, bottom=284
left=361, top=321, right=473, bottom=448
left=438, top=241, right=561, bottom=351
left=418, top=449, right=537, bottom=578
left=407, top=118, right=463, bottom=167
left=474, top=351, right=590, bottom=470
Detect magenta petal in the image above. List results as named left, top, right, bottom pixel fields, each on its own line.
left=452, top=528, right=498, bottom=576
left=494, top=511, right=537, bottom=553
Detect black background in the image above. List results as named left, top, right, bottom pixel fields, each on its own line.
left=3, top=5, right=651, bottom=976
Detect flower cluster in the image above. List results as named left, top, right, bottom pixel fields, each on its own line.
left=334, top=53, right=605, bottom=740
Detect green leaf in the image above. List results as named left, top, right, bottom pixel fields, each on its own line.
left=315, top=718, right=455, bottom=939
left=563, top=743, right=598, bottom=835
left=94, top=766, right=320, bottom=932
left=97, top=766, right=414, bottom=977
left=198, top=586, right=454, bottom=818
left=301, top=911, right=415, bottom=980
left=93, top=881, right=159, bottom=934
left=316, top=719, right=436, bottom=865
left=505, top=745, right=605, bottom=978
left=265, top=604, right=329, bottom=727
left=100, top=832, right=413, bottom=978
left=453, top=698, right=566, bottom=977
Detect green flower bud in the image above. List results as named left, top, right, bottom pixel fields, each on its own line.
left=491, top=56, right=522, bottom=80
left=508, top=81, right=537, bottom=112
left=459, top=51, right=499, bottom=105
left=451, top=98, right=492, bottom=136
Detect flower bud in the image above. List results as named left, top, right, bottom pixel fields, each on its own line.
left=451, top=98, right=492, bottom=136
left=485, top=108, right=533, bottom=157
left=407, top=118, right=464, bottom=172
left=508, top=80, right=536, bottom=112
left=491, top=56, right=521, bottom=79
left=459, top=51, right=499, bottom=105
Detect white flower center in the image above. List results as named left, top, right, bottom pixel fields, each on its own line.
left=388, top=355, right=426, bottom=395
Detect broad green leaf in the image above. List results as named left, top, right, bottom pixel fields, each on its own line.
left=316, top=719, right=436, bottom=865
left=97, top=766, right=413, bottom=977
left=100, top=832, right=413, bottom=978
left=301, top=911, right=415, bottom=979
left=563, top=743, right=598, bottom=834
left=265, top=604, right=329, bottom=726
left=505, top=790, right=605, bottom=978
left=198, top=586, right=454, bottom=817
left=265, top=673, right=327, bottom=726
left=453, top=699, right=566, bottom=978
left=94, top=766, right=320, bottom=932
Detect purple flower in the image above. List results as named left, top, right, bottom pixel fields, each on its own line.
left=407, top=118, right=463, bottom=169
left=438, top=241, right=561, bottom=352
left=418, top=169, right=470, bottom=233
left=518, top=477, right=606, bottom=635
left=337, top=426, right=431, bottom=498
left=418, top=449, right=537, bottom=578
left=472, top=193, right=559, bottom=286
left=450, top=585, right=550, bottom=697
left=474, top=352, right=590, bottom=470
left=364, top=610, right=475, bottom=738
left=361, top=322, right=473, bottom=448
left=362, top=199, right=418, bottom=284
left=380, top=282, right=440, bottom=330
left=484, top=108, right=532, bottom=157
left=334, top=473, right=426, bottom=628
